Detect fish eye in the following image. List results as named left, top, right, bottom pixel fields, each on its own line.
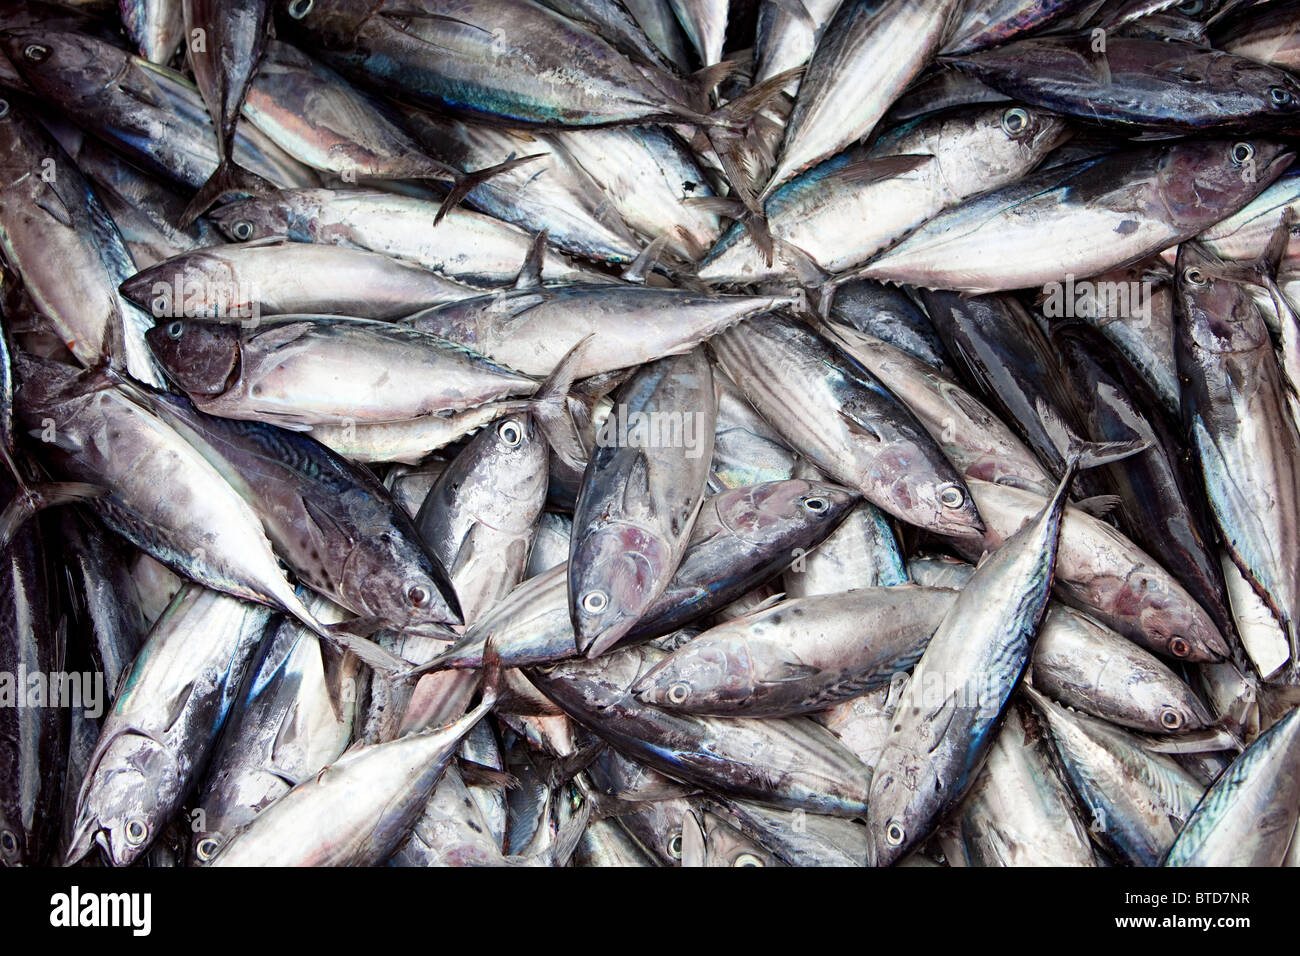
left=23, top=44, right=50, bottom=63
left=667, top=681, right=691, bottom=704
left=884, top=820, right=906, bottom=847
left=124, top=818, right=149, bottom=845
left=407, top=585, right=429, bottom=607
left=667, top=832, right=683, bottom=859
left=0, top=829, right=16, bottom=854
left=1270, top=87, right=1293, bottom=108
left=0, top=100, right=9, bottom=119
left=195, top=836, right=221, bottom=861
left=1169, top=636, right=1191, bottom=658
left=1231, top=142, right=1254, bottom=166
left=497, top=419, right=523, bottom=446
left=166, top=320, right=185, bottom=339
left=581, top=590, right=608, bottom=614
left=802, top=496, right=828, bottom=514
left=938, top=484, right=966, bottom=509
left=1182, top=267, right=1206, bottom=287
left=733, top=852, right=764, bottom=867
left=288, top=0, right=314, bottom=18
left=1160, top=708, right=1184, bottom=730
left=231, top=220, right=255, bottom=241
left=1176, top=0, right=1202, bottom=13
left=1001, top=107, right=1031, bottom=137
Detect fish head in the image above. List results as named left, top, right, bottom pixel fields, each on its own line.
left=865, top=739, right=941, bottom=868
left=716, top=479, right=859, bottom=544
left=275, top=0, right=377, bottom=48
left=145, top=319, right=241, bottom=397
left=1207, top=53, right=1300, bottom=125
left=1137, top=592, right=1230, bottom=663
left=208, top=199, right=292, bottom=242
left=1175, top=242, right=1272, bottom=354
left=568, top=521, right=674, bottom=658
left=66, top=731, right=180, bottom=867
left=631, top=637, right=751, bottom=711
left=477, top=414, right=550, bottom=505
left=1161, top=139, right=1294, bottom=229
left=122, top=252, right=246, bottom=321
left=975, top=103, right=1073, bottom=178
left=898, top=466, right=986, bottom=538
left=0, top=29, right=116, bottom=105
left=342, top=536, right=463, bottom=629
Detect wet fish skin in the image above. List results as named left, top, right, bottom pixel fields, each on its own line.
left=569, top=348, right=716, bottom=657
left=947, top=35, right=1300, bottom=133
left=408, top=285, right=793, bottom=379
left=857, top=139, right=1295, bottom=293
left=711, top=312, right=986, bottom=538
left=133, top=387, right=464, bottom=629
left=0, top=97, right=164, bottom=386
left=920, top=291, right=1089, bottom=481
left=145, top=317, right=538, bottom=429
left=121, top=0, right=185, bottom=64
left=702, top=102, right=1070, bottom=282
left=963, top=479, right=1231, bottom=663
left=1055, top=321, right=1232, bottom=640
left=13, top=356, right=333, bottom=637
left=1175, top=241, right=1300, bottom=671
left=279, top=0, right=705, bottom=127
left=206, top=677, right=498, bottom=866
left=66, top=584, right=275, bottom=867
left=529, top=645, right=873, bottom=816
left=1165, top=707, right=1300, bottom=866
left=1, top=30, right=318, bottom=195
left=762, top=0, right=964, bottom=196
left=0, top=474, right=65, bottom=867
left=633, top=585, right=959, bottom=717
left=828, top=280, right=954, bottom=377
left=1027, top=685, right=1205, bottom=867
left=209, top=188, right=602, bottom=286
left=416, top=412, right=550, bottom=626
left=190, top=596, right=357, bottom=865
left=826, top=322, right=1054, bottom=496
left=867, top=459, right=1076, bottom=866
left=423, top=478, right=856, bottom=671
left=947, top=700, right=1098, bottom=867
left=121, top=240, right=480, bottom=321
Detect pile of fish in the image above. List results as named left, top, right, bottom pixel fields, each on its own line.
left=4, top=0, right=1300, bottom=869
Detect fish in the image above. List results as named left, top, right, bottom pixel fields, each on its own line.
left=569, top=348, right=716, bottom=656
left=206, top=660, right=501, bottom=866
left=66, top=584, right=275, bottom=866
left=179, top=0, right=278, bottom=223
left=761, top=0, right=964, bottom=197
left=189, top=595, right=357, bottom=864
left=407, top=285, right=794, bottom=379
left=711, top=312, right=986, bottom=536
left=866, top=456, right=1079, bottom=866
left=121, top=0, right=185, bottom=64
left=1176, top=241, right=1300, bottom=673
left=1165, top=706, right=1300, bottom=866
left=530, top=644, right=873, bottom=816
left=633, top=585, right=960, bottom=717
left=1025, top=684, right=1206, bottom=866
left=946, top=35, right=1300, bottom=132
left=121, top=240, right=482, bottom=321
left=145, top=317, right=540, bottom=429
left=856, top=139, right=1294, bottom=293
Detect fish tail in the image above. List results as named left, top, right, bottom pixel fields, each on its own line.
left=179, top=160, right=277, bottom=229
left=434, top=152, right=547, bottom=225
